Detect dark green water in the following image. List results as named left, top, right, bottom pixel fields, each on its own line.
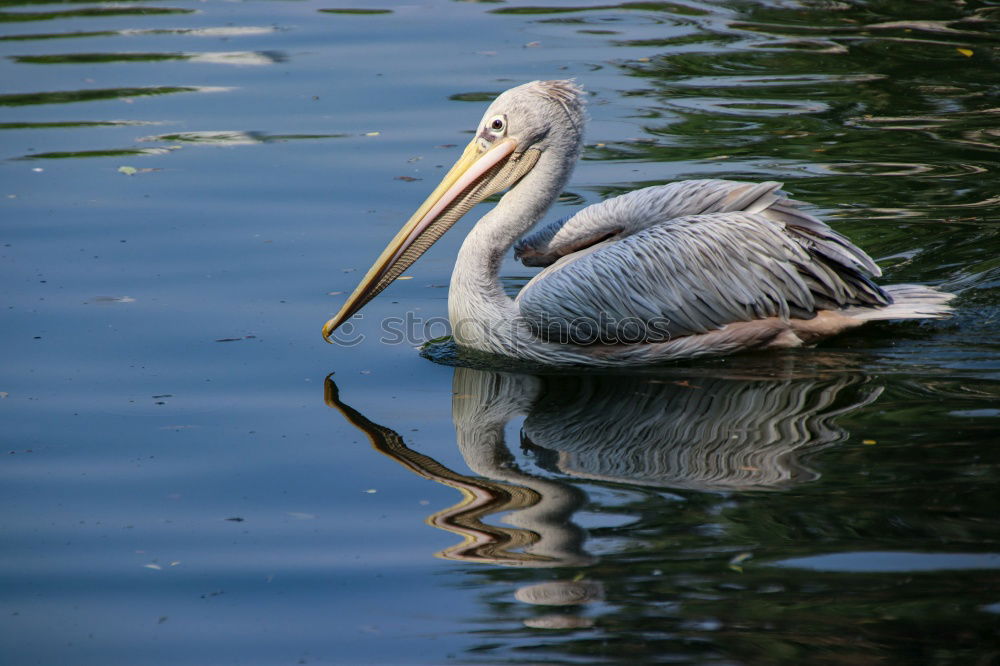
left=2, top=1, right=998, bottom=664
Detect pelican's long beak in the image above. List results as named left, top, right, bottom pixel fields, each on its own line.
left=322, top=136, right=538, bottom=342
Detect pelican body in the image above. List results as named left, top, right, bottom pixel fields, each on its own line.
left=322, top=80, right=953, bottom=366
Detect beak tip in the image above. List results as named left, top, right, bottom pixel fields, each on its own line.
left=321, top=320, right=336, bottom=343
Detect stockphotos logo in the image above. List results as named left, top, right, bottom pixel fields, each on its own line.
left=325, top=312, right=673, bottom=347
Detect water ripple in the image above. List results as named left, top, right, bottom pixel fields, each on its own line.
left=0, top=6, right=194, bottom=22
left=9, top=50, right=286, bottom=66
left=0, top=25, right=279, bottom=41
left=0, top=85, right=230, bottom=107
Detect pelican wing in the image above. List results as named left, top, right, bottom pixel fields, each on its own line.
left=514, top=211, right=890, bottom=344
left=515, top=180, right=881, bottom=279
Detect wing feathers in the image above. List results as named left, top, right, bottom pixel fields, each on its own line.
left=515, top=179, right=787, bottom=267
left=516, top=209, right=890, bottom=345
left=763, top=202, right=883, bottom=277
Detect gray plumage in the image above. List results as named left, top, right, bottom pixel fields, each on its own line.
left=516, top=179, right=880, bottom=279
left=328, top=79, right=955, bottom=366
left=515, top=198, right=890, bottom=344
left=444, top=81, right=953, bottom=365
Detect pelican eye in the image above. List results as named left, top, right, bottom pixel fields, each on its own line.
left=489, top=116, right=506, bottom=133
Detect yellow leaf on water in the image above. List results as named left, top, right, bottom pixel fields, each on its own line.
left=730, top=552, right=753, bottom=566
left=957, top=48, right=973, bottom=57
left=728, top=552, right=753, bottom=572
left=862, top=439, right=878, bottom=445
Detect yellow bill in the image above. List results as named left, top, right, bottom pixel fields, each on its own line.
left=322, top=135, right=537, bottom=342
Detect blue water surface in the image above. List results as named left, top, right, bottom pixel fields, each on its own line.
left=2, top=1, right=999, bottom=664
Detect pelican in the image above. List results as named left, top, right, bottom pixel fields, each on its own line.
left=322, top=80, right=954, bottom=366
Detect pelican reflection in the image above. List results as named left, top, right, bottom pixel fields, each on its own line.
left=326, top=365, right=880, bottom=566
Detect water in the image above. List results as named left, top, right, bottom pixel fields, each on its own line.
left=2, top=1, right=998, bottom=664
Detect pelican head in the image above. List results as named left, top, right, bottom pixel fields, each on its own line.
left=322, top=80, right=586, bottom=341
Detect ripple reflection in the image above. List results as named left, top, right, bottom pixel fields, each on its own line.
left=327, top=365, right=881, bottom=566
